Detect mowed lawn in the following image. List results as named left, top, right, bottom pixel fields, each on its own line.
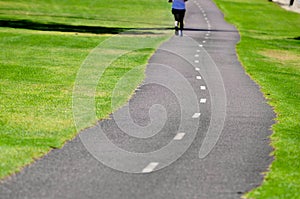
left=0, top=0, right=172, bottom=179
left=213, top=0, right=300, bottom=198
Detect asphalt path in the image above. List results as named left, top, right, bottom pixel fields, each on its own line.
left=0, top=0, right=275, bottom=198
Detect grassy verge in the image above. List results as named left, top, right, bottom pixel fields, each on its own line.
left=213, top=0, right=300, bottom=198
left=0, top=0, right=172, bottom=179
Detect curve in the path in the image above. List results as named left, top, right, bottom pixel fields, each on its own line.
left=0, top=0, right=274, bottom=199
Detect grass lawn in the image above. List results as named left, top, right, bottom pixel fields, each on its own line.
left=0, top=0, right=172, bottom=179
left=213, top=0, right=300, bottom=198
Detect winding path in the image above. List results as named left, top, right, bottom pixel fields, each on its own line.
left=0, top=0, right=274, bottom=198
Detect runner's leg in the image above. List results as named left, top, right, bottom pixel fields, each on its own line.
left=172, top=9, right=180, bottom=35
left=179, top=10, right=185, bottom=31
left=178, top=10, right=186, bottom=36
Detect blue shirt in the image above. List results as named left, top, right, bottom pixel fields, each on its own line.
left=172, top=0, right=186, bottom=10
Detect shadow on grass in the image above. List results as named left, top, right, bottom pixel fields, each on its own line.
left=0, top=19, right=129, bottom=34
left=0, top=19, right=175, bottom=35
left=293, top=36, right=300, bottom=40
left=0, top=19, right=239, bottom=35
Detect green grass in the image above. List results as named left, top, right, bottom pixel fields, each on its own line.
left=0, top=0, right=171, bottom=28
left=0, top=0, right=172, bottom=179
left=213, top=0, right=300, bottom=198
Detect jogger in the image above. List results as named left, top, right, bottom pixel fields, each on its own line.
left=169, top=0, right=188, bottom=36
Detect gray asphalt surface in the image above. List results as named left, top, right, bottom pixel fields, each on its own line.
left=0, top=0, right=275, bottom=198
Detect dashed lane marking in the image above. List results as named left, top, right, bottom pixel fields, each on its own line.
left=200, top=98, right=207, bottom=103
left=173, top=133, right=186, bottom=140
left=142, top=162, right=159, bottom=173
left=192, top=113, right=201, bottom=118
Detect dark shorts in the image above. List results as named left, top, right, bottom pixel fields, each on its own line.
left=172, top=8, right=186, bottom=16
left=171, top=8, right=186, bottom=30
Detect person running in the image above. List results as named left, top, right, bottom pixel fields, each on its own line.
left=169, top=0, right=188, bottom=36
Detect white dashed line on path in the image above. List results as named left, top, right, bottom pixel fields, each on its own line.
left=142, top=162, right=159, bottom=173
left=173, top=133, right=186, bottom=140
left=192, top=113, right=201, bottom=118
left=200, top=98, right=207, bottom=103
